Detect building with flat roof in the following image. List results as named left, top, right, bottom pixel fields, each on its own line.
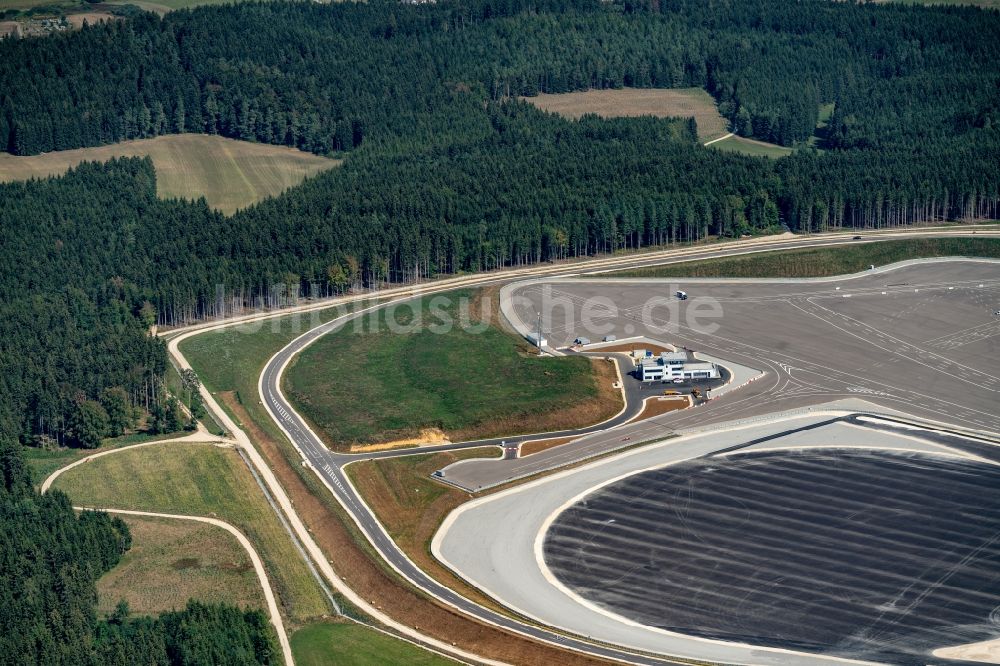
left=637, top=352, right=720, bottom=382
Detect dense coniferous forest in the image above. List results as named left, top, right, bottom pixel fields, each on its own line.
left=0, top=439, right=278, bottom=665
left=1, top=0, right=999, bottom=442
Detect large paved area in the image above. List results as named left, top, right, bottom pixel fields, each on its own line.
left=546, top=448, right=1000, bottom=664
left=440, top=260, right=1000, bottom=491
left=434, top=412, right=1000, bottom=665
left=511, top=260, right=1000, bottom=434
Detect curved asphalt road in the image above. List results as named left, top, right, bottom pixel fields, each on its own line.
left=260, top=305, right=689, bottom=665
left=256, top=228, right=1000, bottom=665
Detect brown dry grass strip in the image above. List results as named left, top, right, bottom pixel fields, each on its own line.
left=519, top=436, right=577, bottom=457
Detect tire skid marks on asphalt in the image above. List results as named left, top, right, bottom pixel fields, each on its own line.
left=795, top=298, right=1000, bottom=392
left=625, top=303, right=1000, bottom=434
left=933, top=320, right=1000, bottom=351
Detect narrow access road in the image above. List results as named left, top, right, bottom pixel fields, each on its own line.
left=41, top=438, right=292, bottom=666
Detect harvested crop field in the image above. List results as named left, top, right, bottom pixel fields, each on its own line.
left=522, top=87, right=730, bottom=142
left=0, top=134, right=340, bottom=214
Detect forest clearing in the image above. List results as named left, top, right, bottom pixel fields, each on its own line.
left=0, top=134, right=340, bottom=213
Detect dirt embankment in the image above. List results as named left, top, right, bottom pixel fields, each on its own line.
left=219, top=392, right=614, bottom=665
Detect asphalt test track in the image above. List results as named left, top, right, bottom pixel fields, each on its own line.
left=545, top=448, right=1000, bottom=664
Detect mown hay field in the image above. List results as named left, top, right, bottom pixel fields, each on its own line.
left=54, top=441, right=332, bottom=622
left=522, top=87, right=731, bottom=142
left=0, top=134, right=340, bottom=214
left=96, top=515, right=265, bottom=616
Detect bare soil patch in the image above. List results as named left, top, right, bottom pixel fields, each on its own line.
left=349, top=428, right=450, bottom=453
left=219, top=393, right=612, bottom=664
left=634, top=396, right=692, bottom=421
left=523, top=87, right=730, bottom=142
left=519, top=436, right=577, bottom=457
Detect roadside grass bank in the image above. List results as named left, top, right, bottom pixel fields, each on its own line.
left=51, top=441, right=331, bottom=624
left=96, top=514, right=265, bottom=616
left=283, top=288, right=622, bottom=449
left=344, top=448, right=506, bottom=610
left=181, top=296, right=620, bottom=664
left=180, top=305, right=354, bottom=445
left=217, top=392, right=611, bottom=666
left=604, top=237, right=1000, bottom=279
left=291, top=621, right=458, bottom=666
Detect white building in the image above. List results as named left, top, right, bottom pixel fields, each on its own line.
left=637, top=352, right=720, bottom=382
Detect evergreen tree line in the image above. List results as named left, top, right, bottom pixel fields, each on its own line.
left=1, top=0, right=998, bottom=153
left=0, top=0, right=999, bottom=443
left=0, top=439, right=278, bottom=665
left=0, top=159, right=200, bottom=444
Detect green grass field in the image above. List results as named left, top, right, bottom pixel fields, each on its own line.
left=179, top=306, right=356, bottom=446
left=283, top=290, right=615, bottom=448
left=291, top=622, right=457, bottom=666
left=23, top=430, right=187, bottom=482
left=605, top=237, right=1000, bottom=279
left=711, top=134, right=794, bottom=158
left=0, top=134, right=340, bottom=215
left=53, top=441, right=332, bottom=622
left=96, top=514, right=265, bottom=617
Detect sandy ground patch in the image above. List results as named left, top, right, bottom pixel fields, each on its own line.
left=350, top=428, right=450, bottom=453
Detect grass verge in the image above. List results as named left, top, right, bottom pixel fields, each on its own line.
left=344, top=448, right=502, bottom=607
left=283, top=288, right=622, bottom=449
left=291, top=621, right=457, bottom=666
left=183, top=298, right=617, bottom=664
left=96, top=514, right=264, bottom=617
left=52, top=441, right=331, bottom=623
left=604, top=237, right=1000, bottom=279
